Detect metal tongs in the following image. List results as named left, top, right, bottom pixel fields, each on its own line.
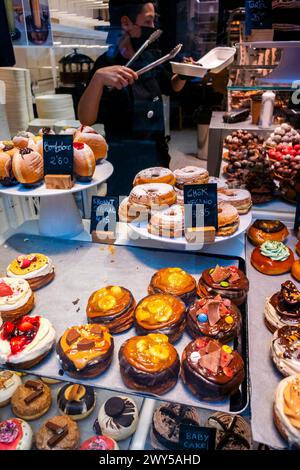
left=125, top=29, right=163, bottom=68
left=136, top=43, right=183, bottom=76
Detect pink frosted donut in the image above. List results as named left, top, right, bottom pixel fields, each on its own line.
left=174, top=166, right=209, bottom=189
left=129, top=183, right=177, bottom=208
left=148, top=204, right=184, bottom=238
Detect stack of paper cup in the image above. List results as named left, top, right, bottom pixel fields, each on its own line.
left=36, top=94, right=75, bottom=120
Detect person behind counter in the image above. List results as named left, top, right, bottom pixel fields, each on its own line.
left=78, top=0, right=187, bottom=194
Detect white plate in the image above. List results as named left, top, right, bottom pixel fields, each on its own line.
left=171, top=46, right=236, bottom=78
left=129, top=210, right=252, bottom=249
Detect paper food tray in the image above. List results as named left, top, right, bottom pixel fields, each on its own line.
left=171, top=46, right=236, bottom=78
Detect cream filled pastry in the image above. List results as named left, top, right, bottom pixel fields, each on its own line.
left=274, top=375, right=300, bottom=449
left=271, top=326, right=300, bottom=377
left=264, top=281, right=300, bottom=333
left=0, top=370, right=22, bottom=407
left=0, top=316, right=56, bottom=369
left=7, top=253, right=55, bottom=290
left=97, top=396, right=139, bottom=441
left=251, top=241, right=294, bottom=276
left=0, top=278, right=34, bottom=323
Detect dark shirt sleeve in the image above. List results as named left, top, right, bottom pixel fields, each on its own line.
left=85, top=53, right=111, bottom=88
left=156, top=63, right=174, bottom=96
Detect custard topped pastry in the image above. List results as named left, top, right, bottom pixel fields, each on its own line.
left=0, top=278, right=34, bottom=322
left=264, top=281, right=300, bottom=332
left=57, top=324, right=113, bottom=378
left=86, top=286, right=136, bottom=333
left=7, top=253, right=55, bottom=290
left=274, top=375, right=300, bottom=448
left=149, top=267, right=197, bottom=305
left=134, top=294, right=186, bottom=343
left=119, top=334, right=180, bottom=395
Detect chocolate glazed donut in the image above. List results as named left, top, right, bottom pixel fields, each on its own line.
left=118, top=344, right=180, bottom=395
left=198, top=268, right=249, bottom=306
left=56, top=341, right=114, bottom=379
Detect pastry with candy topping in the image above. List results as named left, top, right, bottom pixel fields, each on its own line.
left=151, top=403, right=200, bottom=450
left=187, top=295, right=241, bottom=343
left=251, top=241, right=294, bottom=275
left=181, top=337, right=245, bottom=401
left=11, top=380, right=51, bottom=420
left=0, top=278, right=34, bottom=323
left=56, top=324, right=113, bottom=379
left=207, top=412, right=252, bottom=450
left=271, top=325, right=300, bottom=376
left=134, top=294, right=186, bottom=343
left=247, top=220, right=289, bottom=246
left=0, top=418, right=33, bottom=450
left=97, top=396, right=139, bottom=441
left=264, top=281, right=300, bottom=333
left=0, top=370, right=22, bottom=407
left=7, top=253, right=55, bottom=291
left=57, top=383, right=96, bottom=421
left=273, top=374, right=300, bottom=449
left=148, top=267, right=197, bottom=306
left=197, top=265, right=249, bottom=306
left=35, top=415, right=80, bottom=450
left=0, top=316, right=56, bottom=369
left=86, top=286, right=136, bottom=334
left=80, top=435, right=119, bottom=451
left=119, top=334, right=180, bottom=395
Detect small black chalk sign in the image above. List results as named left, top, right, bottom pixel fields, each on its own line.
left=245, top=0, right=272, bottom=35
left=179, top=425, right=216, bottom=451
left=90, top=196, right=119, bottom=234
left=294, top=193, right=300, bottom=232
left=184, top=184, right=218, bottom=231
left=43, top=134, right=73, bottom=176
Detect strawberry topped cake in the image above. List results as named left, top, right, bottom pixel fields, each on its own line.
left=7, top=253, right=55, bottom=290
left=0, top=315, right=55, bottom=369
left=0, top=278, right=34, bottom=322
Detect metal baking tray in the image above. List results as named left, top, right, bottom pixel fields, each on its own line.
left=0, top=373, right=144, bottom=450
left=0, top=234, right=249, bottom=414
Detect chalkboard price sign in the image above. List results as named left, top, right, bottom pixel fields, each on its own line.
left=184, top=184, right=218, bottom=231
left=245, top=0, right=272, bottom=35
left=43, top=134, right=74, bottom=176
left=179, top=425, right=216, bottom=451
left=294, top=193, right=300, bottom=232
left=90, top=196, right=119, bottom=235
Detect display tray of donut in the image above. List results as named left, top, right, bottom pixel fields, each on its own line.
left=119, top=166, right=252, bottom=244
left=0, top=233, right=250, bottom=414
left=245, top=221, right=300, bottom=449
left=0, top=126, right=108, bottom=187
left=0, top=373, right=143, bottom=450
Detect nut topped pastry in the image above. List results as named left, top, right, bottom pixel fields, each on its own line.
left=119, top=334, right=180, bottom=395
left=273, top=375, right=300, bottom=449
left=86, top=286, right=136, bottom=333
left=134, top=294, right=186, bottom=343
left=56, top=324, right=114, bottom=379
left=181, top=337, right=245, bottom=401
left=264, top=281, right=300, bottom=332
left=149, top=267, right=197, bottom=306
left=187, top=295, right=241, bottom=343
left=7, top=253, right=55, bottom=290
left=271, top=325, right=300, bottom=376
left=198, top=265, right=249, bottom=306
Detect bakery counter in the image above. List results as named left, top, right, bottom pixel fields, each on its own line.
left=246, top=223, right=299, bottom=449
left=0, top=373, right=144, bottom=450
left=0, top=234, right=250, bottom=416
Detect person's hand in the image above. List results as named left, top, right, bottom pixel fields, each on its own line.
left=94, top=66, right=138, bottom=90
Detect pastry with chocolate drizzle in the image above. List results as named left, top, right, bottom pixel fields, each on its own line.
left=57, top=383, right=96, bottom=421
left=97, top=396, right=139, bottom=441
left=207, top=412, right=252, bottom=450
left=271, top=325, right=300, bottom=376
left=264, top=281, right=300, bottom=333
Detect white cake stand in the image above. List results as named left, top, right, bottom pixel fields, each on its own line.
left=0, top=161, right=114, bottom=238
